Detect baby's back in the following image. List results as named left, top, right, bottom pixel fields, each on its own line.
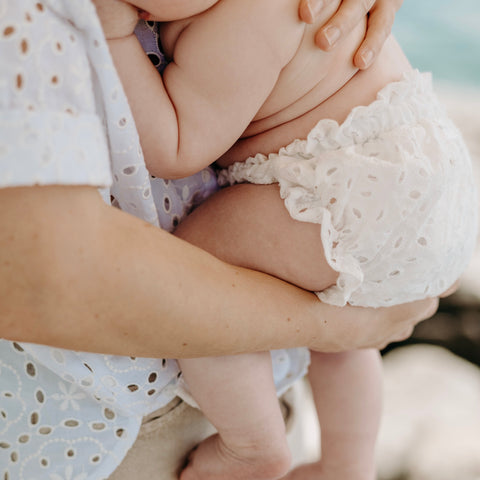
left=220, top=33, right=413, bottom=165
left=160, top=0, right=411, bottom=165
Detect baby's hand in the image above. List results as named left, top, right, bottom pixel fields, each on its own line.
left=92, top=0, right=139, bottom=40
left=299, top=0, right=403, bottom=69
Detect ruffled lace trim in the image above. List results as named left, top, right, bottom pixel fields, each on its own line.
left=219, top=70, right=438, bottom=185
left=219, top=70, right=477, bottom=307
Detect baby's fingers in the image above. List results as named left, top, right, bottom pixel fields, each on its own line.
left=92, top=0, right=139, bottom=39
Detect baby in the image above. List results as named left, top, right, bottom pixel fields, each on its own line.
left=94, top=1, right=478, bottom=479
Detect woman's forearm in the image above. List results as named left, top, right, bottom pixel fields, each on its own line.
left=0, top=186, right=436, bottom=357
left=0, top=186, right=320, bottom=356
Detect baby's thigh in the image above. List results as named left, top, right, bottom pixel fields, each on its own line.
left=174, top=183, right=337, bottom=291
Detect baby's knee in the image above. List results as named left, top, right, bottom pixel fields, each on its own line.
left=252, top=439, right=292, bottom=480
left=225, top=430, right=291, bottom=479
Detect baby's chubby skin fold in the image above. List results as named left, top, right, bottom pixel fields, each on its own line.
left=217, top=34, right=410, bottom=166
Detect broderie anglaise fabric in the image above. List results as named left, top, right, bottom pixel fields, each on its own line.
left=0, top=2, right=180, bottom=478
left=0, top=2, right=308, bottom=479
left=219, top=71, right=478, bottom=307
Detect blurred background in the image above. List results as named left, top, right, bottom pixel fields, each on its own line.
left=379, top=2, right=480, bottom=478
left=394, top=0, right=480, bottom=88
left=293, top=2, right=480, bottom=479
left=388, top=0, right=480, bottom=366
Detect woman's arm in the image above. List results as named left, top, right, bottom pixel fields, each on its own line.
left=299, top=0, right=404, bottom=69
left=0, top=185, right=437, bottom=357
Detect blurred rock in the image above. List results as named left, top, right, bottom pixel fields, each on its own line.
left=377, top=344, right=480, bottom=480
left=397, top=305, right=480, bottom=368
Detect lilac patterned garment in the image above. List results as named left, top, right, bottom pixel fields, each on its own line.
left=134, top=20, right=168, bottom=74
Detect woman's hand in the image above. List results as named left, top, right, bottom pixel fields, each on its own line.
left=299, top=0, right=403, bottom=69
left=312, top=278, right=460, bottom=352
left=92, top=0, right=139, bottom=40
left=309, top=297, right=439, bottom=353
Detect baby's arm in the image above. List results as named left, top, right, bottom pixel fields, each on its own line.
left=101, top=0, right=305, bottom=179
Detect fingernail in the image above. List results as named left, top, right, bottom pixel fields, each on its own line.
left=302, top=0, right=323, bottom=23
left=309, top=0, right=324, bottom=16
left=360, top=48, right=374, bottom=67
left=323, top=25, right=340, bottom=47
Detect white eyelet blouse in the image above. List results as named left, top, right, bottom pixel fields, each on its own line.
left=0, top=2, right=308, bottom=479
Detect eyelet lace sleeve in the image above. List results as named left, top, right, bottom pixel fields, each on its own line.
left=0, top=0, right=112, bottom=188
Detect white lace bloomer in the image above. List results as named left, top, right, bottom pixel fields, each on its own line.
left=219, top=71, right=478, bottom=307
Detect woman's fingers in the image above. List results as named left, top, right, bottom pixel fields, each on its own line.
left=313, top=297, right=440, bottom=353
left=313, top=0, right=376, bottom=50
left=298, top=0, right=326, bottom=24
left=353, top=0, right=403, bottom=69
left=299, top=0, right=404, bottom=69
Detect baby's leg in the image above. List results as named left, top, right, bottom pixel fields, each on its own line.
left=174, top=183, right=338, bottom=292
left=179, top=353, right=291, bottom=480
left=285, top=349, right=382, bottom=480
left=173, top=183, right=347, bottom=480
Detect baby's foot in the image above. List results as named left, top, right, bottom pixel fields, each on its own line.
left=281, top=461, right=375, bottom=480
left=180, top=433, right=291, bottom=480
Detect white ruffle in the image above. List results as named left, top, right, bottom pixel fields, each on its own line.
left=219, top=71, right=478, bottom=307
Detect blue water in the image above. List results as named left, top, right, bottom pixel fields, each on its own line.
left=393, top=0, right=480, bottom=87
